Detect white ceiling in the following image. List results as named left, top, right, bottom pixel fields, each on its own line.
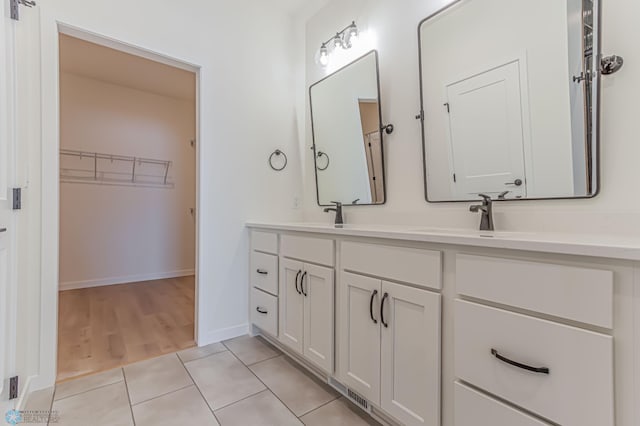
left=59, top=34, right=196, bottom=101
left=276, top=0, right=331, bottom=17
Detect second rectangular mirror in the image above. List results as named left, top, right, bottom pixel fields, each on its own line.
left=310, top=50, right=386, bottom=206
left=419, top=0, right=600, bottom=202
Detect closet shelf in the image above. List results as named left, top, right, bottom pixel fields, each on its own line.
left=60, top=149, right=174, bottom=188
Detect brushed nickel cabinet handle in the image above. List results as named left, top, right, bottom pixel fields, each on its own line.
left=491, top=349, right=549, bottom=374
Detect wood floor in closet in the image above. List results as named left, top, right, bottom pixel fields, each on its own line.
left=57, top=275, right=195, bottom=382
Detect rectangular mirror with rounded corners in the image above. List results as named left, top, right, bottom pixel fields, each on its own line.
left=419, top=0, right=600, bottom=202
left=310, top=50, right=386, bottom=206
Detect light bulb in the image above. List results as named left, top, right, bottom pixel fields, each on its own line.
left=318, top=44, right=329, bottom=67
left=348, top=22, right=359, bottom=42
left=333, top=33, right=343, bottom=49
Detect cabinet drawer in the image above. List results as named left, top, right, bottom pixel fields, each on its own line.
left=454, top=300, right=613, bottom=426
left=251, top=251, right=278, bottom=295
left=251, top=288, right=278, bottom=336
left=341, top=241, right=441, bottom=290
left=455, top=382, right=550, bottom=426
left=251, top=230, right=278, bottom=254
left=456, top=254, right=613, bottom=329
left=281, top=235, right=334, bottom=267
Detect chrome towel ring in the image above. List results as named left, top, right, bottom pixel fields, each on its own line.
left=316, top=151, right=330, bottom=171
left=269, top=149, right=288, bottom=171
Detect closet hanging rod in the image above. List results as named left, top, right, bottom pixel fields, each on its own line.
left=60, top=148, right=174, bottom=187
left=60, top=149, right=172, bottom=166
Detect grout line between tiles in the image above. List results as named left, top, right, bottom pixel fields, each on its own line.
left=129, top=383, right=195, bottom=407
left=177, top=348, right=223, bottom=425
left=177, top=347, right=228, bottom=364
left=221, top=336, right=283, bottom=368
left=52, top=376, right=125, bottom=402
left=121, top=367, right=137, bottom=426
left=297, top=395, right=341, bottom=419
left=223, top=349, right=304, bottom=421
left=212, top=388, right=271, bottom=412
left=245, top=353, right=282, bottom=367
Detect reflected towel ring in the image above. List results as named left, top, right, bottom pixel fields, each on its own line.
left=316, top=151, right=330, bottom=171
left=269, top=149, right=288, bottom=171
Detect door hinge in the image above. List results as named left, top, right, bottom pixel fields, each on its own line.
left=9, top=376, right=18, bottom=400
left=190, top=139, right=195, bottom=148
left=10, top=0, right=36, bottom=21
left=12, top=188, right=21, bottom=210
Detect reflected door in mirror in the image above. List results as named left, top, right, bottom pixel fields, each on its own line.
left=447, top=60, right=526, bottom=199
left=419, top=0, right=600, bottom=202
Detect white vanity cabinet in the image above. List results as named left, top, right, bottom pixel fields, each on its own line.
left=248, top=223, right=639, bottom=426
left=250, top=231, right=279, bottom=337
left=338, top=241, right=442, bottom=426
left=454, top=254, right=615, bottom=426
left=278, top=235, right=335, bottom=374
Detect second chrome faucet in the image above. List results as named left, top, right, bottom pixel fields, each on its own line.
left=323, top=201, right=343, bottom=228
left=469, top=193, right=495, bottom=231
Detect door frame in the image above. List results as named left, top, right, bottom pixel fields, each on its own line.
left=0, top=3, right=17, bottom=403
left=36, top=19, right=203, bottom=389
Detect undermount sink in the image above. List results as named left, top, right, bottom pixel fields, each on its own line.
left=410, top=227, right=530, bottom=239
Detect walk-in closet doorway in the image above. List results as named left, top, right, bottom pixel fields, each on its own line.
left=55, top=29, right=201, bottom=382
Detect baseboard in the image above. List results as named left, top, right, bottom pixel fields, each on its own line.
left=59, top=269, right=195, bottom=291
left=15, top=374, right=34, bottom=411
left=198, top=324, right=248, bottom=347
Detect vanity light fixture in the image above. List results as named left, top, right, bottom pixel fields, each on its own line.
left=316, top=21, right=359, bottom=67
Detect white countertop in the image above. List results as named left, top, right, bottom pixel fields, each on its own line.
left=246, top=221, right=640, bottom=261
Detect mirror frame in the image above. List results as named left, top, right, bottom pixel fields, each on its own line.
left=309, top=50, right=387, bottom=207
left=417, top=0, right=602, bottom=203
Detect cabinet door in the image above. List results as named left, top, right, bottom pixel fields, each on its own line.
left=279, top=258, right=304, bottom=354
left=303, top=263, right=334, bottom=374
left=381, top=281, right=441, bottom=426
left=338, top=272, right=381, bottom=403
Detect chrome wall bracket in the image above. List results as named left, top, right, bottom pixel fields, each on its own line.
left=600, top=55, right=624, bottom=75
left=10, top=0, right=36, bottom=21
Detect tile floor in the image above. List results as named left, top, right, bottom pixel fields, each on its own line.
left=25, top=335, right=379, bottom=425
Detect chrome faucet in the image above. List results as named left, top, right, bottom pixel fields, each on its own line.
left=469, top=194, right=494, bottom=231
left=323, top=201, right=343, bottom=228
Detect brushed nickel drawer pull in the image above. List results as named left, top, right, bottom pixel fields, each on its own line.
left=491, top=348, right=550, bottom=374
left=369, top=290, right=378, bottom=324
left=380, top=292, right=389, bottom=328
left=300, top=271, right=308, bottom=297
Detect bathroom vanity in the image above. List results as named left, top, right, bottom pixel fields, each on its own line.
left=247, top=223, right=639, bottom=426
left=249, top=0, right=635, bottom=424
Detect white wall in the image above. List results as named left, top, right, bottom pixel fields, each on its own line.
left=299, top=0, right=640, bottom=236
left=33, top=0, right=305, bottom=389
left=59, top=73, right=196, bottom=289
